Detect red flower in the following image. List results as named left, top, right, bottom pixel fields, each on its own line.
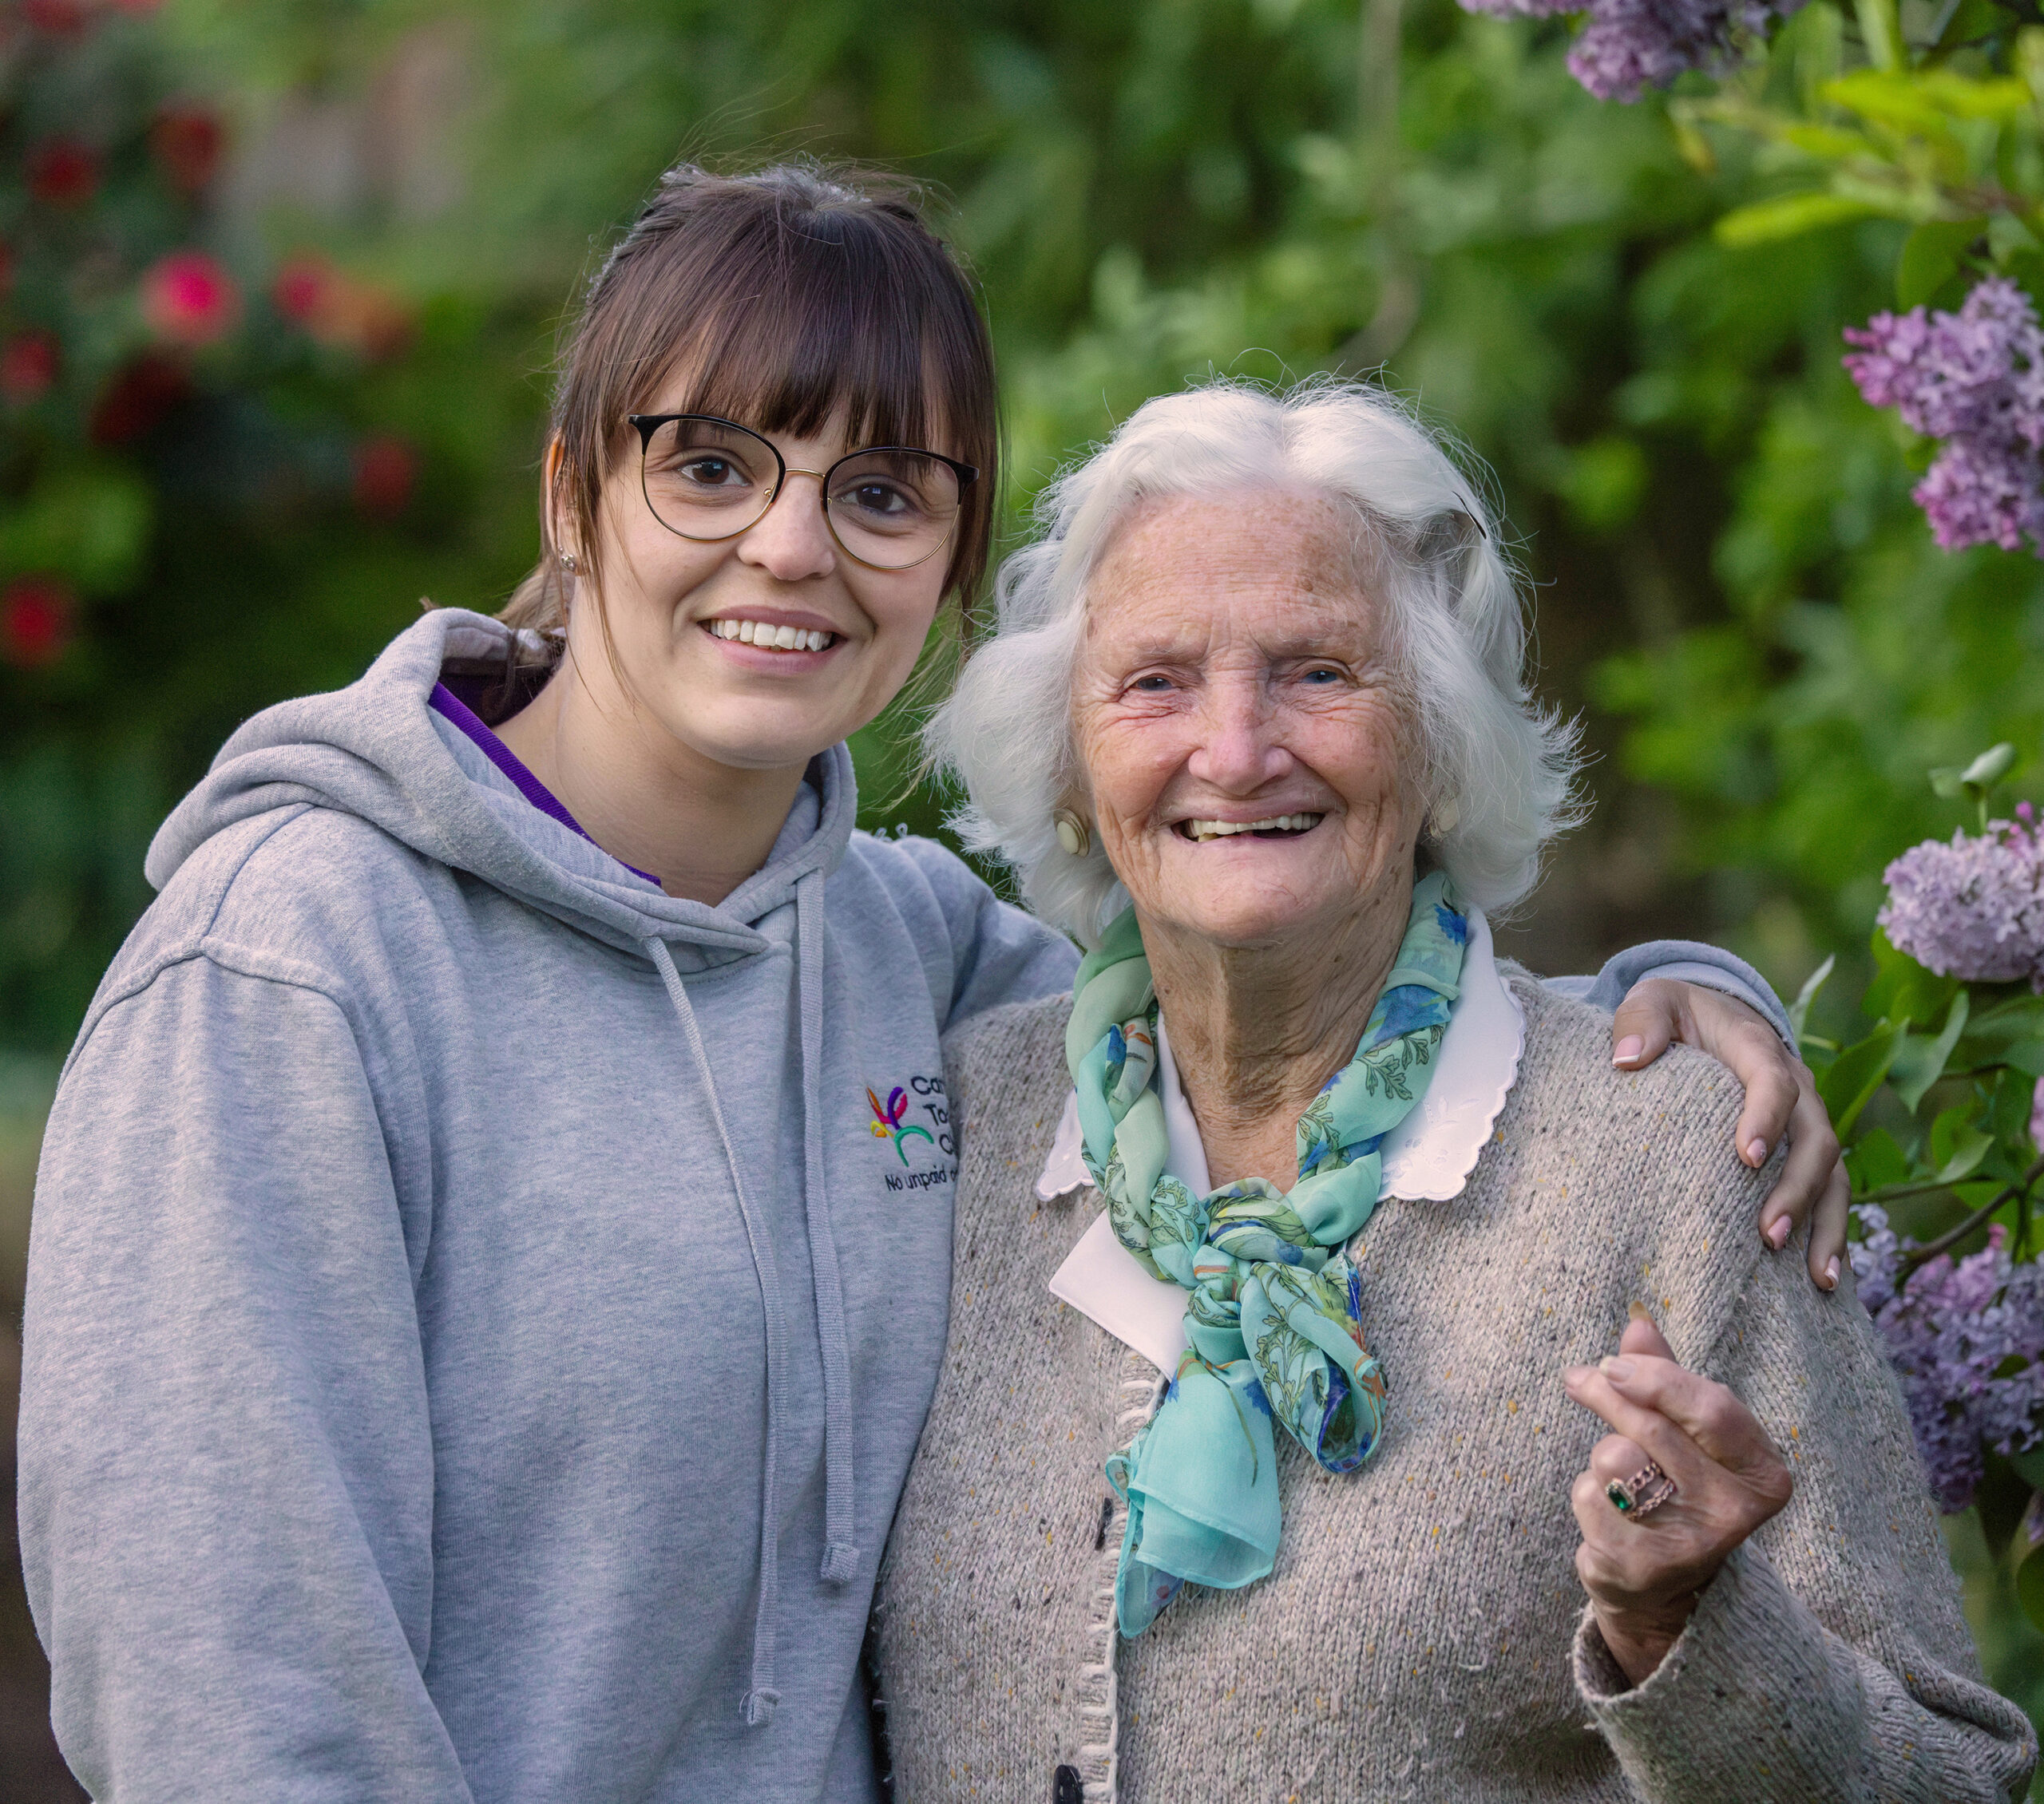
left=2, top=576, right=73, bottom=670
left=271, top=253, right=336, bottom=325
left=28, top=137, right=101, bottom=208
left=2, top=331, right=59, bottom=402
left=22, top=0, right=91, bottom=34
left=140, top=250, right=241, bottom=347
left=149, top=106, right=224, bottom=193
left=89, top=352, right=192, bottom=445
left=352, top=435, right=418, bottom=519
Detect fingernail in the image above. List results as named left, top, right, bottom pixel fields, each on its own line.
left=1765, top=1216, right=1791, bottom=1252
left=1599, top=1356, right=1635, bottom=1383
left=1563, top=1365, right=1593, bottom=1388
left=1626, top=1301, right=1654, bottom=1323
left=1745, top=1137, right=1769, bottom=1165
left=1614, top=1036, right=1643, bottom=1066
left=1823, top=1256, right=1840, bottom=1291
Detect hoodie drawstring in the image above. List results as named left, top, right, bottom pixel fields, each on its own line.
left=647, top=880, right=861, bottom=1731
left=796, top=868, right=860, bottom=1586
left=646, top=936, right=787, bottom=1728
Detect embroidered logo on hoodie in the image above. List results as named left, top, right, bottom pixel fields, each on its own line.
left=868, top=1074, right=955, bottom=1190
left=866, top=1084, right=935, bottom=1163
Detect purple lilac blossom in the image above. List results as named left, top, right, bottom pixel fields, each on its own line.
left=1877, top=809, right=2044, bottom=991
left=2032, top=1073, right=2044, bottom=1157
left=1852, top=1207, right=2044, bottom=1511
left=1455, top=0, right=1800, bottom=101
left=1844, top=277, right=2044, bottom=555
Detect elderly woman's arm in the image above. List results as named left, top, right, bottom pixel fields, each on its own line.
left=1565, top=1231, right=2037, bottom=1802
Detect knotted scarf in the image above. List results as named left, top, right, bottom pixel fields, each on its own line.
left=1066, top=871, right=1468, bottom=1635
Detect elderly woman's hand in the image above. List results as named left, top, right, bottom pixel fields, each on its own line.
left=1611, top=979, right=1848, bottom=1291
left=1563, top=1310, right=1794, bottom=1688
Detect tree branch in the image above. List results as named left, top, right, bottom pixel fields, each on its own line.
left=1900, top=1155, right=2044, bottom=1272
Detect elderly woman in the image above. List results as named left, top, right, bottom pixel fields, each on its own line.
left=871, top=381, right=2038, bottom=1802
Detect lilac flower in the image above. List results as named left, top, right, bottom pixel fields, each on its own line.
left=1456, top=0, right=1801, bottom=101
left=1852, top=1206, right=2044, bottom=1511
left=2033, top=1073, right=2044, bottom=1156
left=1878, top=810, right=2044, bottom=991
left=1844, top=277, right=2044, bottom=555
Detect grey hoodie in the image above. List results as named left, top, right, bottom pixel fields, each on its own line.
left=18, top=608, right=1790, bottom=1803
left=20, top=609, right=1080, bottom=1802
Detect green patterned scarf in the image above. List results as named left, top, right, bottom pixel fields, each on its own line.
left=1066, top=871, right=1468, bottom=1636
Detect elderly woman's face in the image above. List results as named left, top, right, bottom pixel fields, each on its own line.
left=1072, top=490, right=1424, bottom=950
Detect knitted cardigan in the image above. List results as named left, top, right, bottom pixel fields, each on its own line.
left=871, top=980, right=2038, bottom=1803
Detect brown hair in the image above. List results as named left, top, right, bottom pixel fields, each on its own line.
left=499, top=160, right=998, bottom=667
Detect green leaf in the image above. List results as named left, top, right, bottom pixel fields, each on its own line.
left=1954, top=996, right=2044, bottom=1073
left=1820, top=1019, right=1909, bottom=1136
left=1848, top=1126, right=1911, bottom=1192
left=1788, top=953, right=1836, bottom=1045
left=1915, top=71, right=2034, bottom=117
left=2010, top=1448, right=2044, bottom=1489
left=1897, top=218, right=1987, bottom=308
left=1825, top=67, right=2031, bottom=125
left=1928, top=1119, right=1994, bottom=1185
left=1857, top=1115, right=1995, bottom=1198
left=1963, top=742, right=2018, bottom=786
left=1865, top=929, right=1960, bottom=1028
left=1851, top=0, right=1902, bottom=73
left=1930, top=1100, right=1990, bottom=1168
left=1890, top=990, right=1971, bottom=1112
left=1775, top=122, right=1880, bottom=160
left=1933, top=742, right=2018, bottom=793
left=1714, top=192, right=1888, bottom=248
left=2016, top=1501, right=2044, bottom=1633
left=1938, top=0, right=2017, bottom=51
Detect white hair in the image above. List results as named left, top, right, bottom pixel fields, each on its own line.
left=924, top=378, right=1583, bottom=947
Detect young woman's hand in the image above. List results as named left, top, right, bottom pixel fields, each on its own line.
left=1611, top=979, right=1848, bottom=1290
left=1563, top=1312, right=1795, bottom=1688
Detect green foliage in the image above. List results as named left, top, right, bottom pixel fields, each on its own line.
left=1597, top=0, right=2044, bottom=979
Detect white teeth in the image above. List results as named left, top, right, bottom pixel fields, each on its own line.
left=1185, top=813, right=1325, bottom=841
left=710, top=619, right=834, bottom=651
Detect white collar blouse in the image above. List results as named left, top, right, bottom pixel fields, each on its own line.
left=1038, top=909, right=1526, bottom=1371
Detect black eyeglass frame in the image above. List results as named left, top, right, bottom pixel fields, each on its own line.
left=626, top=412, right=980, bottom=572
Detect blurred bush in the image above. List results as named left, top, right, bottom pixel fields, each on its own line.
left=1, top=0, right=2027, bottom=1050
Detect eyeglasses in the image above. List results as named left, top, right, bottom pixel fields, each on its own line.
left=626, top=413, right=978, bottom=572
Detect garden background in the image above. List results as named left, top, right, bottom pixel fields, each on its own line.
left=2, top=0, right=2039, bottom=1793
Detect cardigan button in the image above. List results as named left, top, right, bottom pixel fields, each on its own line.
left=1052, top=1763, right=1083, bottom=1804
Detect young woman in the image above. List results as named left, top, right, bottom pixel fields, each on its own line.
left=20, top=163, right=1840, bottom=1802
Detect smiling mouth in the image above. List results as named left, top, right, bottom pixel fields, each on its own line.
left=706, top=619, right=839, bottom=652
left=1178, top=813, right=1325, bottom=842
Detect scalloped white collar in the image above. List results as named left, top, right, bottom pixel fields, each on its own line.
left=1040, top=908, right=1525, bottom=1371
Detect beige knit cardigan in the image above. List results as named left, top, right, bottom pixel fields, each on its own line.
left=872, top=979, right=2038, bottom=1803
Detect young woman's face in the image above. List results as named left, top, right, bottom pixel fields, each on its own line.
left=560, top=379, right=959, bottom=774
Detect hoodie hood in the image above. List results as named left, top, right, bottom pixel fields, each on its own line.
left=147, top=607, right=858, bottom=968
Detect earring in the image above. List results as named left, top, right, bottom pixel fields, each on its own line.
left=1428, top=794, right=1460, bottom=837
left=558, top=551, right=579, bottom=576
left=1052, top=808, right=1091, bottom=858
